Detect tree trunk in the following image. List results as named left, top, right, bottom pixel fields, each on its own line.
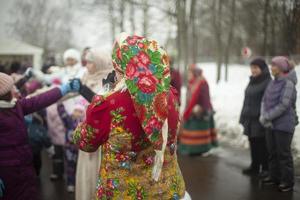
left=108, top=0, right=116, bottom=43
left=142, top=0, right=149, bottom=37
left=224, top=0, right=236, bottom=82
left=129, top=2, right=136, bottom=34
left=182, top=0, right=188, bottom=71
left=263, top=0, right=269, bottom=56
left=189, top=0, right=197, bottom=64
left=270, top=10, right=276, bottom=56
left=212, top=0, right=223, bottom=83
left=176, top=0, right=184, bottom=73
left=119, top=0, right=125, bottom=32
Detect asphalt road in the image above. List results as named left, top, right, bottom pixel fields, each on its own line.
left=38, top=145, right=300, bottom=200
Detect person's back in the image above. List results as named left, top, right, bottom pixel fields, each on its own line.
left=74, top=88, right=186, bottom=199
left=73, top=33, right=191, bottom=200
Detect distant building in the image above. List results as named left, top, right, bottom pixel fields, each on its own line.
left=0, top=39, right=43, bottom=71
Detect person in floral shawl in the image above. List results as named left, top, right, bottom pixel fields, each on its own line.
left=73, top=33, right=191, bottom=200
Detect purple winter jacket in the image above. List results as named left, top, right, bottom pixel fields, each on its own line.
left=261, top=70, right=298, bottom=133
left=0, top=88, right=62, bottom=167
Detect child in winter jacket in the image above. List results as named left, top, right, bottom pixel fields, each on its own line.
left=57, top=103, right=84, bottom=193
left=25, top=110, right=54, bottom=176
left=0, top=72, right=80, bottom=199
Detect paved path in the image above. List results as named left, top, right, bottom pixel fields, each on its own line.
left=38, top=145, right=300, bottom=200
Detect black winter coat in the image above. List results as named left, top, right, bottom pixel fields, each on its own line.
left=240, top=73, right=271, bottom=137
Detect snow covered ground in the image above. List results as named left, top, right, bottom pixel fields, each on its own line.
left=181, top=63, right=300, bottom=159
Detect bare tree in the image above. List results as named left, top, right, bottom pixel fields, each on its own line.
left=262, top=0, right=270, bottom=56
left=224, top=0, right=237, bottom=81
left=9, top=0, right=73, bottom=58
left=189, top=0, right=198, bottom=64
left=129, top=2, right=136, bottom=34
left=108, top=0, right=117, bottom=41
left=176, top=0, right=186, bottom=72
left=212, top=0, right=224, bottom=83
left=65, top=0, right=300, bottom=83
left=176, top=0, right=199, bottom=77
left=142, top=0, right=149, bottom=36
left=119, top=0, right=126, bottom=32
left=281, top=0, right=300, bottom=54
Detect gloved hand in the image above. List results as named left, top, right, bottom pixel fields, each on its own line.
left=259, top=115, right=273, bottom=128
left=0, top=178, right=5, bottom=198
left=264, top=122, right=273, bottom=128
left=59, top=79, right=81, bottom=96
left=192, top=105, right=204, bottom=119
left=31, top=69, right=44, bottom=80
left=24, top=68, right=33, bottom=79
left=24, top=115, right=33, bottom=125
left=69, top=79, right=81, bottom=92
left=46, top=145, right=55, bottom=158
left=102, top=70, right=116, bottom=86
left=259, top=115, right=266, bottom=125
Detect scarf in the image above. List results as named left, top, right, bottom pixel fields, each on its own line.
left=249, top=71, right=271, bottom=85
left=0, top=99, right=17, bottom=109
left=81, top=69, right=112, bottom=93
left=112, top=33, right=171, bottom=181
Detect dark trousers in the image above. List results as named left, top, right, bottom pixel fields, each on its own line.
left=265, top=130, right=294, bottom=186
left=249, top=137, right=268, bottom=171
left=52, top=145, right=64, bottom=177
left=64, top=144, right=78, bottom=186
left=33, top=152, right=42, bottom=176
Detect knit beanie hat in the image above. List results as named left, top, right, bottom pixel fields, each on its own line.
left=0, top=72, right=14, bottom=96
left=250, top=58, right=268, bottom=72
left=271, top=56, right=290, bottom=72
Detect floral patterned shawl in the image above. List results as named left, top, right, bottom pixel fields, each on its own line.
left=112, top=33, right=171, bottom=181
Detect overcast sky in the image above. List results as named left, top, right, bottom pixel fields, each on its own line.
left=0, top=0, right=173, bottom=52
left=0, top=0, right=113, bottom=50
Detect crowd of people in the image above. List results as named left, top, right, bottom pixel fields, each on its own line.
left=0, top=32, right=298, bottom=200
left=0, top=33, right=193, bottom=200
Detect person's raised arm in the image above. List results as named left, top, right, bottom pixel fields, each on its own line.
left=20, top=79, right=80, bottom=115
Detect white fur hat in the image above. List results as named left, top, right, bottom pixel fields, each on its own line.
left=63, top=48, right=81, bottom=63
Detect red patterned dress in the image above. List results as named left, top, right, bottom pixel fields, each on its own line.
left=73, top=87, right=185, bottom=200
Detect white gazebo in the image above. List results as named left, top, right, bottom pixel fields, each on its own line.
left=0, top=39, right=43, bottom=69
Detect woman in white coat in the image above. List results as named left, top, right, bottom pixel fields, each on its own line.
left=75, top=48, right=112, bottom=200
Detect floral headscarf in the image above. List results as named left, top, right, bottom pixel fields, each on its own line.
left=112, top=33, right=171, bottom=181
